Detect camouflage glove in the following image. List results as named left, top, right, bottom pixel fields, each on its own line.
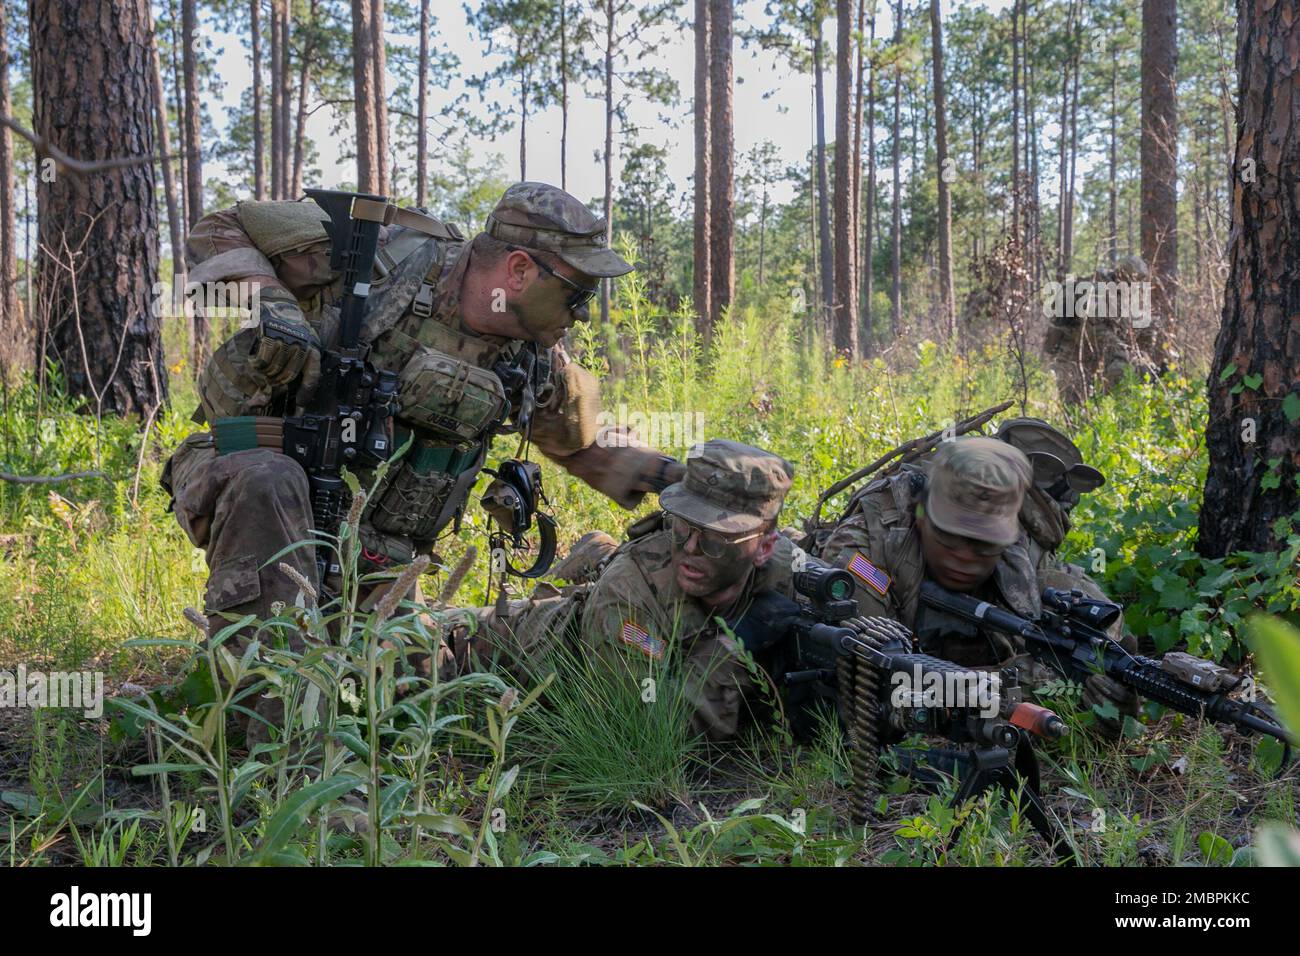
left=1081, top=630, right=1141, bottom=739
left=249, top=288, right=320, bottom=389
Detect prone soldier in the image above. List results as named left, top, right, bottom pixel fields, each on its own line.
left=815, top=436, right=1140, bottom=736
left=442, top=440, right=798, bottom=741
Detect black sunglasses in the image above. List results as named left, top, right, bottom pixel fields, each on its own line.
left=510, top=247, right=600, bottom=313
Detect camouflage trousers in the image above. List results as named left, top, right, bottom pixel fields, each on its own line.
left=162, top=435, right=424, bottom=743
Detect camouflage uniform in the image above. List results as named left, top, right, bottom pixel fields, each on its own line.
left=445, top=441, right=798, bottom=741
left=816, top=437, right=1137, bottom=732
left=162, top=183, right=676, bottom=643
left=1043, top=255, right=1149, bottom=406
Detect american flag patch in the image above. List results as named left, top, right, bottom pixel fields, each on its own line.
left=620, top=620, right=665, bottom=659
left=847, top=552, right=891, bottom=596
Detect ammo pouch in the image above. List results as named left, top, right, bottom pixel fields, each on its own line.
left=365, top=431, right=484, bottom=541
left=396, top=346, right=508, bottom=442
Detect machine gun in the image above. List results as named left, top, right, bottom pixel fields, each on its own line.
left=281, top=189, right=401, bottom=581
left=919, top=581, right=1293, bottom=759
left=738, top=559, right=1074, bottom=859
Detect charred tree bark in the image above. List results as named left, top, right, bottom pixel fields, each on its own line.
left=31, top=0, right=167, bottom=414
left=371, top=0, right=389, bottom=197
left=1198, top=0, right=1300, bottom=557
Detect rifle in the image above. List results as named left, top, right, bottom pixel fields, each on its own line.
left=281, top=189, right=400, bottom=581
left=738, top=559, right=1074, bottom=859
left=918, top=580, right=1294, bottom=755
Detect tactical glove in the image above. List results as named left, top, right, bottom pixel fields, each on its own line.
left=249, top=288, right=320, bottom=389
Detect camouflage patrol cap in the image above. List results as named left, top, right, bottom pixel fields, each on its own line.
left=660, top=440, right=794, bottom=535
left=996, top=417, right=1104, bottom=493
left=485, top=182, right=633, bottom=278
left=925, top=437, right=1032, bottom=547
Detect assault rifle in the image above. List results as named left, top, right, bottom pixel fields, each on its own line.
left=282, top=189, right=400, bottom=579
left=736, top=560, right=1074, bottom=858
left=919, top=580, right=1293, bottom=756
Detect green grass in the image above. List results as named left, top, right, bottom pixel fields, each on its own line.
left=1, top=269, right=1297, bottom=866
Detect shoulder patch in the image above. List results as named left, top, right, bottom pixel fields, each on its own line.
left=847, top=551, right=891, bottom=597
left=620, top=620, right=665, bottom=659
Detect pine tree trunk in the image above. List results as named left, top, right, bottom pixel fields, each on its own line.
left=149, top=15, right=184, bottom=277
left=1065, top=13, right=1080, bottom=273
left=813, top=22, right=834, bottom=331
left=560, top=0, right=568, bottom=191
left=862, top=10, right=876, bottom=352
left=416, top=0, right=429, bottom=206
left=1198, top=0, right=1299, bottom=557
left=269, top=0, right=283, bottom=198
left=600, top=0, right=614, bottom=328
left=371, top=0, right=389, bottom=197
left=351, top=0, right=380, bottom=193
left=930, top=0, right=954, bottom=339
left=708, top=0, right=734, bottom=326
left=251, top=0, right=265, bottom=200
left=852, top=0, right=865, bottom=335
left=1010, top=0, right=1021, bottom=241
left=832, top=0, right=857, bottom=354
left=181, top=0, right=203, bottom=227
left=1108, top=47, right=1117, bottom=264
left=692, top=0, right=711, bottom=339
left=0, top=0, right=20, bottom=369
left=290, top=0, right=315, bottom=199
left=889, top=0, right=902, bottom=337
left=167, top=2, right=188, bottom=226
left=1140, top=0, right=1177, bottom=367
left=31, top=0, right=167, bottom=415
left=278, top=0, right=293, bottom=198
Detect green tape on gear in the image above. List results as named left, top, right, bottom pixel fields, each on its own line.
left=212, top=416, right=264, bottom=454
left=396, top=426, right=479, bottom=477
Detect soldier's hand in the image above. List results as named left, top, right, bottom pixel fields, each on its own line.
left=249, top=289, right=319, bottom=387
left=1082, top=673, right=1140, bottom=739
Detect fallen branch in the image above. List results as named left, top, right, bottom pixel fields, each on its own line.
left=0, top=470, right=108, bottom=485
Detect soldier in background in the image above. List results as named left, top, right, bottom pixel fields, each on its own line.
left=1043, top=255, right=1150, bottom=406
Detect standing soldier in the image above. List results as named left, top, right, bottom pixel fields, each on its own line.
left=160, top=184, right=682, bottom=727
left=442, top=440, right=798, bottom=741
left=1043, top=254, right=1150, bottom=406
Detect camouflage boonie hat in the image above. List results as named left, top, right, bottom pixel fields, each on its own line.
left=485, top=182, right=633, bottom=278
left=925, top=437, right=1032, bottom=547
left=996, top=417, right=1104, bottom=493
left=659, top=440, right=794, bottom=535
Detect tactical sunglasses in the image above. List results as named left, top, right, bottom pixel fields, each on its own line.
left=925, top=522, right=1009, bottom=558
left=510, top=246, right=600, bottom=313
left=666, top=513, right=764, bottom=560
